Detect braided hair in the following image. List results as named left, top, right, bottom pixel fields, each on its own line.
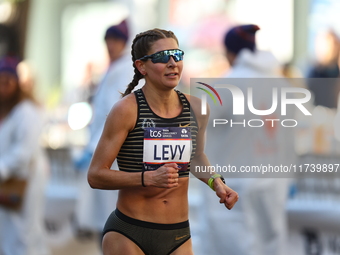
left=121, top=28, right=179, bottom=97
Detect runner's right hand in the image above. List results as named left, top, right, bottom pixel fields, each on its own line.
left=144, top=163, right=179, bottom=188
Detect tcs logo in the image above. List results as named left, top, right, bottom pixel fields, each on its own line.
left=150, top=130, right=162, bottom=138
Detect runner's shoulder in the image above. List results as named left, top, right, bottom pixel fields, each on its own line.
left=106, top=93, right=137, bottom=127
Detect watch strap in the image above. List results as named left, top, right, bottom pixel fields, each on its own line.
left=208, top=174, right=225, bottom=191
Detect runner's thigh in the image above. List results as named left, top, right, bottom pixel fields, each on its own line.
left=102, top=231, right=145, bottom=255
left=170, top=238, right=194, bottom=255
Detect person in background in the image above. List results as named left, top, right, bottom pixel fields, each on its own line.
left=307, top=29, right=340, bottom=109
left=200, top=24, right=296, bottom=255
left=74, top=19, right=137, bottom=244
left=0, top=56, right=50, bottom=255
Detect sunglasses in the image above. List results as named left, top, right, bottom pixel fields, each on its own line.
left=138, top=49, right=184, bottom=63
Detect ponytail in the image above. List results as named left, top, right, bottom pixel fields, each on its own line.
left=122, top=68, right=143, bottom=97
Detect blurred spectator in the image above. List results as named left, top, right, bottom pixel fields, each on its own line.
left=0, top=56, right=50, bottom=255
left=74, top=19, right=137, bottom=244
left=200, top=25, right=296, bottom=255
left=307, top=29, right=340, bottom=109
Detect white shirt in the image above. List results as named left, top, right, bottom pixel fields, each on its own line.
left=200, top=49, right=296, bottom=255
left=0, top=100, right=50, bottom=255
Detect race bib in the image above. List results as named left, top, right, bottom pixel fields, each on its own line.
left=143, top=127, right=192, bottom=171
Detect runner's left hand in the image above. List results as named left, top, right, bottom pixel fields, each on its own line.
left=214, top=181, right=239, bottom=210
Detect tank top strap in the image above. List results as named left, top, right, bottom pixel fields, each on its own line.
left=175, top=89, right=190, bottom=109
left=134, top=89, right=147, bottom=115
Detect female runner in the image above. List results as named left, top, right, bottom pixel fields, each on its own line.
left=88, top=28, right=238, bottom=255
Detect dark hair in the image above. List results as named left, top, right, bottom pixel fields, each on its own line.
left=224, top=24, right=260, bottom=55
left=104, top=19, right=129, bottom=42
left=121, top=28, right=179, bottom=97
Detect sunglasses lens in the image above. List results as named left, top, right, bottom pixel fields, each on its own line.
left=153, top=55, right=169, bottom=63
left=170, top=50, right=184, bottom=62
left=151, top=50, right=184, bottom=63
left=172, top=54, right=181, bottom=62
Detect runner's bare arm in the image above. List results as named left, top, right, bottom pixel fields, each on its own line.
left=87, top=94, right=179, bottom=190
left=187, top=94, right=238, bottom=209
left=187, top=94, right=214, bottom=182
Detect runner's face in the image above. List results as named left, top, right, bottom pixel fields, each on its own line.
left=142, top=38, right=183, bottom=90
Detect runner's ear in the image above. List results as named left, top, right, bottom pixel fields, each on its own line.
left=135, top=60, right=146, bottom=76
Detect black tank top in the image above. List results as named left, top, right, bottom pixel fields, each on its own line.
left=117, top=89, right=198, bottom=178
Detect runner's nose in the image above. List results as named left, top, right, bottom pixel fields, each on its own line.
left=167, top=56, right=177, bottom=67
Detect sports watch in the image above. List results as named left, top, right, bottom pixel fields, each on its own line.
left=208, top=174, right=225, bottom=191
